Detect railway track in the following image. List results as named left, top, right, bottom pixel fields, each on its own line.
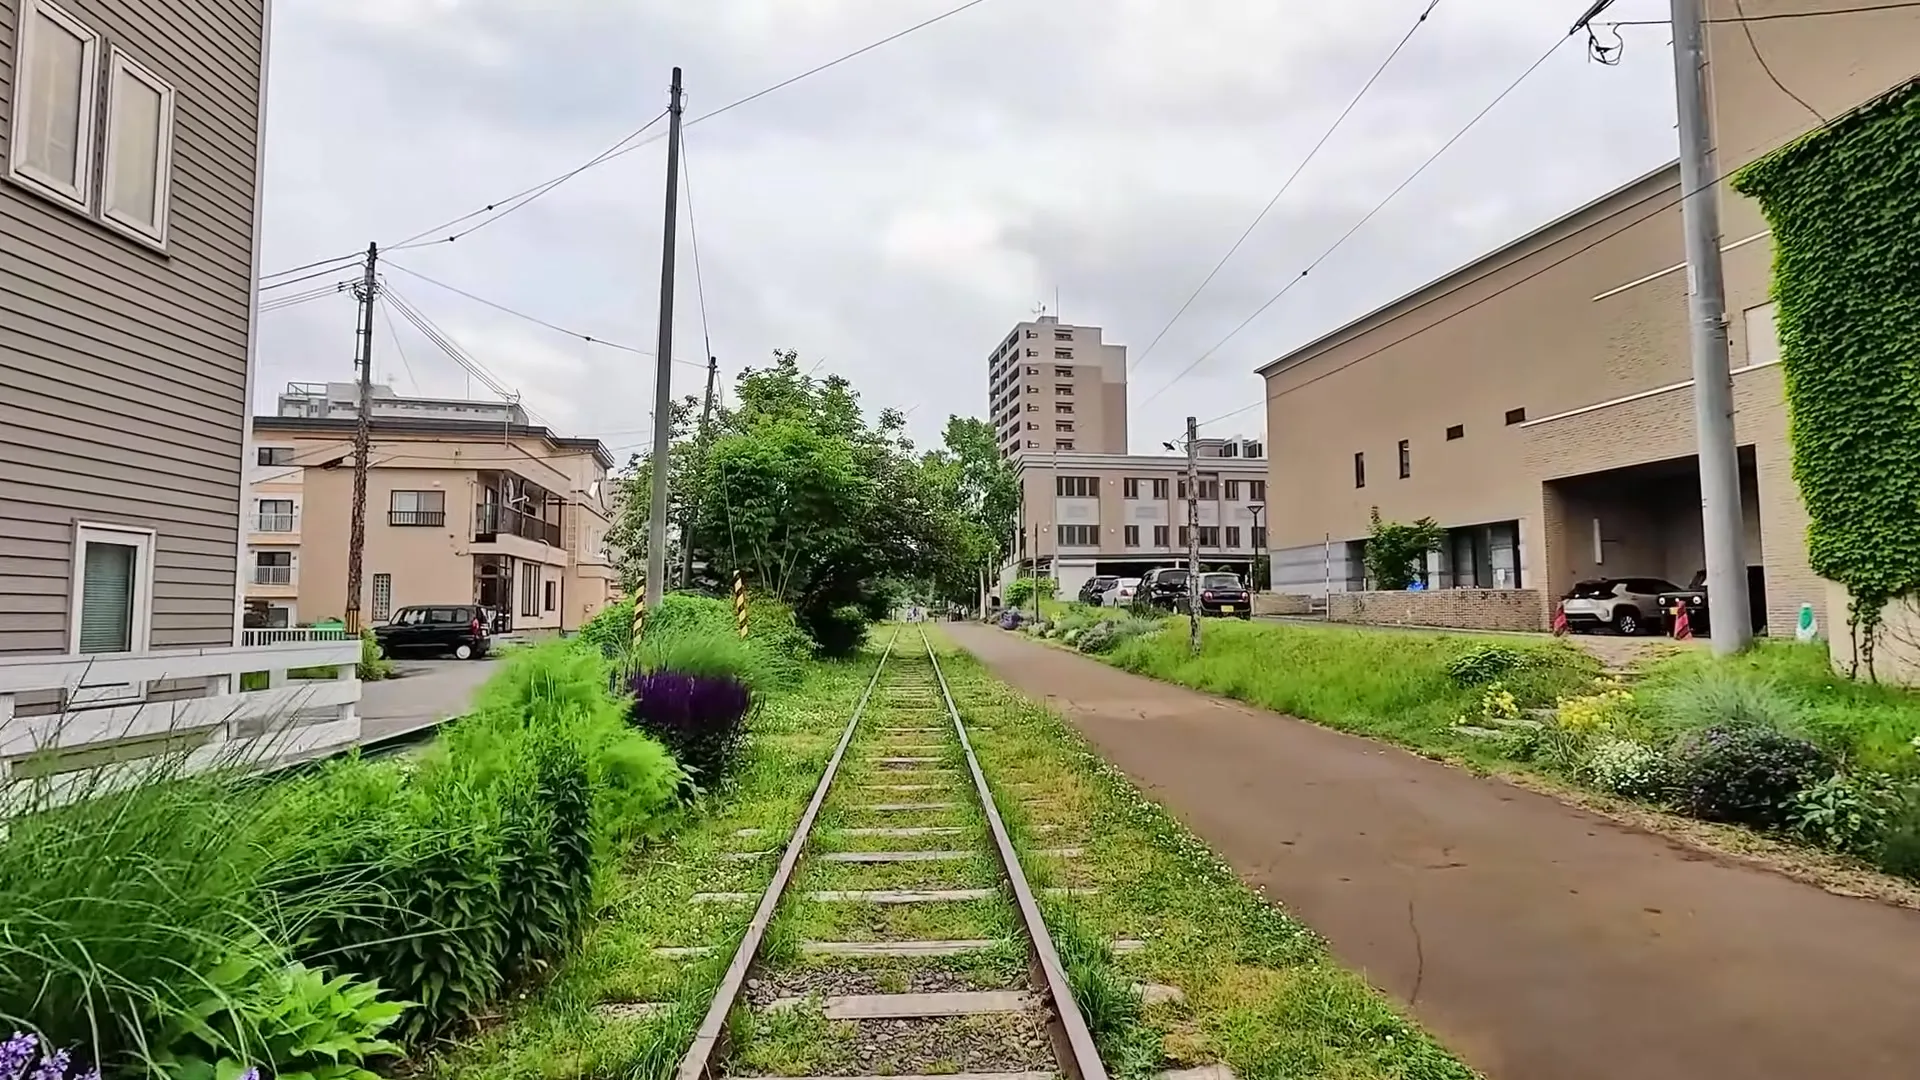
left=673, top=627, right=1109, bottom=1080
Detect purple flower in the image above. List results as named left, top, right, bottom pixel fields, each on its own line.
left=0, top=1034, right=34, bottom=1080
left=28, top=1048, right=68, bottom=1080
left=238, top=1069, right=260, bottom=1080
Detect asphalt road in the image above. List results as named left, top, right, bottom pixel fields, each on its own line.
left=358, top=657, right=497, bottom=743
left=944, top=622, right=1920, bottom=1080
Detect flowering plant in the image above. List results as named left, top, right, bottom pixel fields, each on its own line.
left=0, top=1033, right=104, bottom=1080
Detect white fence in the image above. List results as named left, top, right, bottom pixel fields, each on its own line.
left=0, top=639, right=363, bottom=793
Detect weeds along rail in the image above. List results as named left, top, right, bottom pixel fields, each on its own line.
left=674, top=627, right=1107, bottom=1080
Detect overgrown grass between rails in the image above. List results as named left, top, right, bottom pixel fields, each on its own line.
left=925, top=629, right=1480, bottom=1080
left=423, top=656, right=876, bottom=1080
left=1104, top=618, right=1599, bottom=764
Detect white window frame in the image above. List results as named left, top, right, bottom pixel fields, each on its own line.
left=6, top=0, right=101, bottom=212
left=67, top=521, right=156, bottom=704
left=99, top=46, right=175, bottom=248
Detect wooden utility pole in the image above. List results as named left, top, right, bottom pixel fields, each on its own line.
left=1185, top=415, right=1201, bottom=656
left=681, top=353, right=717, bottom=589
left=644, top=67, right=685, bottom=611
left=344, top=242, right=378, bottom=633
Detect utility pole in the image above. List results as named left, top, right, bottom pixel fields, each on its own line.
left=1572, top=0, right=1750, bottom=654
left=680, top=353, right=718, bottom=589
left=644, top=67, right=685, bottom=612
left=1185, top=416, right=1200, bottom=655
left=1669, top=0, right=1751, bottom=654
left=343, top=241, right=378, bottom=634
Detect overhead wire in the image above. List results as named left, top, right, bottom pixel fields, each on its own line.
left=1732, top=0, right=1825, bottom=122
left=261, top=262, right=365, bottom=292
left=680, top=125, right=716, bottom=368
left=1125, top=0, right=1447, bottom=376
left=1191, top=81, right=1885, bottom=435
left=261, top=251, right=366, bottom=284
left=1137, top=29, right=1574, bottom=406
left=259, top=281, right=351, bottom=313
left=376, top=295, right=422, bottom=394
left=382, top=261, right=704, bottom=367
left=382, top=286, right=520, bottom=403
left=1602, top=1, right=1920, bottom=25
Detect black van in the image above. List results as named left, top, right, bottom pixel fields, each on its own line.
left=372, top=604, right=492, bottom=660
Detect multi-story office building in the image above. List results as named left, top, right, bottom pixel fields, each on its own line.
left=245, top=412, right=617, bottom=636
left=987, top=315, right=1128, bottom=460
left=1010, top=438, right=1269, bottom=601
left=1255, top=1, right=1919, bottom=638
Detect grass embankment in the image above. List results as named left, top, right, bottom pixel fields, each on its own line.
left=1104, top=618, right=1599, bottom=763
left=925, top=631, right=1478, bottom=1080
left=429, top=657, right=873, bottom=1080
left=1089, top=616, right=1920, bottom=886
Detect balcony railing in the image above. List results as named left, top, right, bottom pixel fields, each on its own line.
left=242, top=627, right=350, bottom=647
left=255, top=512, right=297, bottom=532
left=253, top=565, right=294, bottom=585
left=389, top=509, right=447, bottom=527
left=474, top=504, right=561, bottom=547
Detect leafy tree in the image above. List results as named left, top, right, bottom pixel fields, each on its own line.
left=918, top=416, right=1019, bottom=608
left=1364, top=508, right=1444, bottom=591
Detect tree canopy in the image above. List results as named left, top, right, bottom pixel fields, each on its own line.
left=608, top=350, right=1015, bottom=650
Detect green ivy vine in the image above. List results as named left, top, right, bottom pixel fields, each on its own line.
left=1732, top=78, right=1920, bottom=674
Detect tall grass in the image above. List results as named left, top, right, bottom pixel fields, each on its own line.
left=1106, top=620, right=1598, bottom=753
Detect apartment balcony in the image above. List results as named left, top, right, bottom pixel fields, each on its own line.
left=389, top=509, right=447, bottom=527
left=252, top=565, right=295, bottom=586
left=473, top=504, right=569, bottom=566
left=255, top=511, right=297, bottom=532
left=0, top=637, right=363, bottom=794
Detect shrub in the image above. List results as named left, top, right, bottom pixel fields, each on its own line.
left=1669, top=723, right=1830, bottom=829
left=800, top=603, right=870, bottom=658
left=1003, top=576, right=1057, bottom=608
left=1364, top=509, right=1444, bottom=591
left=576, top=597, right=635, bottom=658
left=358, top=629, right=393, bottom=681
left=1876, top=788, right=1920, bottom=881
left=150, top=953, right=405, bottom=1080
left=1555, top=685, right=1644, bottom=739
left=627, top=671, right=754, bottom=788
left=1648, top=667, right=1803, bottom=738
left=1446, top=644, right=1525, bottom=687
left=1579, top=738, right=1672, bottom=801
left=1787, top=772, right=1901, bottom=856
left=746, top=597, right=816, bottom=666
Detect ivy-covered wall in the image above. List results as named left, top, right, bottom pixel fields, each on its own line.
left=1733, top=77, right=1920, bottom=666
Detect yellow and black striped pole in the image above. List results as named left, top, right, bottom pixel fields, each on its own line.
left=733, top=570, right=750, bottom=638
left=630, top=590, right=646, bottom=644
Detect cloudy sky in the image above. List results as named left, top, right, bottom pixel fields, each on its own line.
left=254, top=0, right=1682, bottom=459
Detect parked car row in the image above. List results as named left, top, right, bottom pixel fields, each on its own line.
left=1560, top=572, right=1714, bottom=636
left=1073, top=568, right=1253, bottom=619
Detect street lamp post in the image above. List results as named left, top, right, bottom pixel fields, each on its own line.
left=1247, top=503, right=1266, bottom=592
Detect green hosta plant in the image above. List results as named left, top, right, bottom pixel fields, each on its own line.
left=152, top=950, right=406, bottom=1080
left=1788, top=773, right=1902, bottom=856
left=1446, top=644, right=1524, bottom=687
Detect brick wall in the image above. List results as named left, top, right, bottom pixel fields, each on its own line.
left=1329, top=589, right=1547, bottom=632
left=1254, top=593, right=1314, bottom=616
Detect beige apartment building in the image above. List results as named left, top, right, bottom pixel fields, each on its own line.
left=989, top=314, right=1128, bottom=459
left=1257, top=0, right=1920, bottom=638
left=245, top=414, right=617, bottom=636
left=1011, top=439, right=1269, bottom=600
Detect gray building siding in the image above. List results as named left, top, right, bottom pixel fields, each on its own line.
left=0, top=0, right=265, bottom=656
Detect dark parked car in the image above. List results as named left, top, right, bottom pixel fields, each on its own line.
left=1078, top=575, right=1121, bottom=606
left=373, top=604, right=492, bottom=660
left=1194, top=572, right=1252, bottom=619
left=1658, top=571, right=1710, bottom=636
left=1133, top=567, right=1191, bottom=612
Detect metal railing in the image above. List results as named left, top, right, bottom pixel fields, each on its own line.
left=255, top=512, right=297, bottom=532
left=389, top=509, right=446, bottom=527
left=241, top=627, right=350, bottom=646
left=474, top=504, right=561, bottom=547
left=252, top=565, right=294, bottom=585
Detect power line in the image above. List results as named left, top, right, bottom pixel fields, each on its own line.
left=382, top=261, right=705, bottom=367
left=1126, top=0, right=1446, bottom=376
left=1603, top=1, right=1920, bottom=25
left=263, top=0, right=997, bottom=280
left=261, top=251, right=365, bottom=284
left=260, top=281, right=352, bottom=313
left=1194, top=86, right=1883, bottom=434
left=1732, top=0, right=1825, bottom=123
left=382, top=286, right=520, bottom=404
left=1138, top=30, right=1573, bottom=406
left=681, top=126, right=716, bottom=364
left=388, top=108, right=671, bottom=252
left=376, top=296, right=421, bottom=394
left=261, top=262, right=366, bottom=292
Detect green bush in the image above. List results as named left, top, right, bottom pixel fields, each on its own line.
left=149, top=952, right=405, bottom=1080
left=1875, top=789, right=1920, bottom=881
left=800, top=603, right=870, bottom=658
left=1447, top=644, right=1525, bottom=687
left=359, top=629, right=393, bottom=681
left=1579, top=738, right=1672, bottom=801
left=1787, top=772, right=1902, bottom=856
left=1003, top=576, right=1056, bottom=608
left=576, top=597, right=635, bottom=658
left=1668, top=723, right=1830, bottom=830
left=1077, top=616, right=1163, bottom=656
left=1647, top=667, right=1803, bottom=739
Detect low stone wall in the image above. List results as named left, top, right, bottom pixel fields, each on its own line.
left=1253, top=593, right=1314, bottom=616
left=1328, top=589, right=1546, bottom=632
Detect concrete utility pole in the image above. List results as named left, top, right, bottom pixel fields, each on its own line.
left=1185, top=416, right=1201, bottom=656
left=1669, top=0, right=1752, bottom=654
left=680, top=353, right=718, bottom=589
left=343, top=241, right=378, bottom=634
left=644, top=67, right=685, bottom=611
left=1572, top=0, right=1750, bottom=654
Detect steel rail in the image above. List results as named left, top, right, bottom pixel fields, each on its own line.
left=920, top=630, right=1110, bottom=1080
left=674, top=627, right=901, bottom=1080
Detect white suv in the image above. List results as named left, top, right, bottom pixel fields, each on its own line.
left=1560, top=577, right=1682, bottom=636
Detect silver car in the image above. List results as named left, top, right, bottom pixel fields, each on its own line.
left=1560, top=577, right=1682, bottom=636
left=1098, top=577, right=1143, bottom=608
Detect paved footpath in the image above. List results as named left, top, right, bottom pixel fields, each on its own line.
left=358, top=658, right=497, bottom=743
left=945, top=623, right=1920, bottom=1080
